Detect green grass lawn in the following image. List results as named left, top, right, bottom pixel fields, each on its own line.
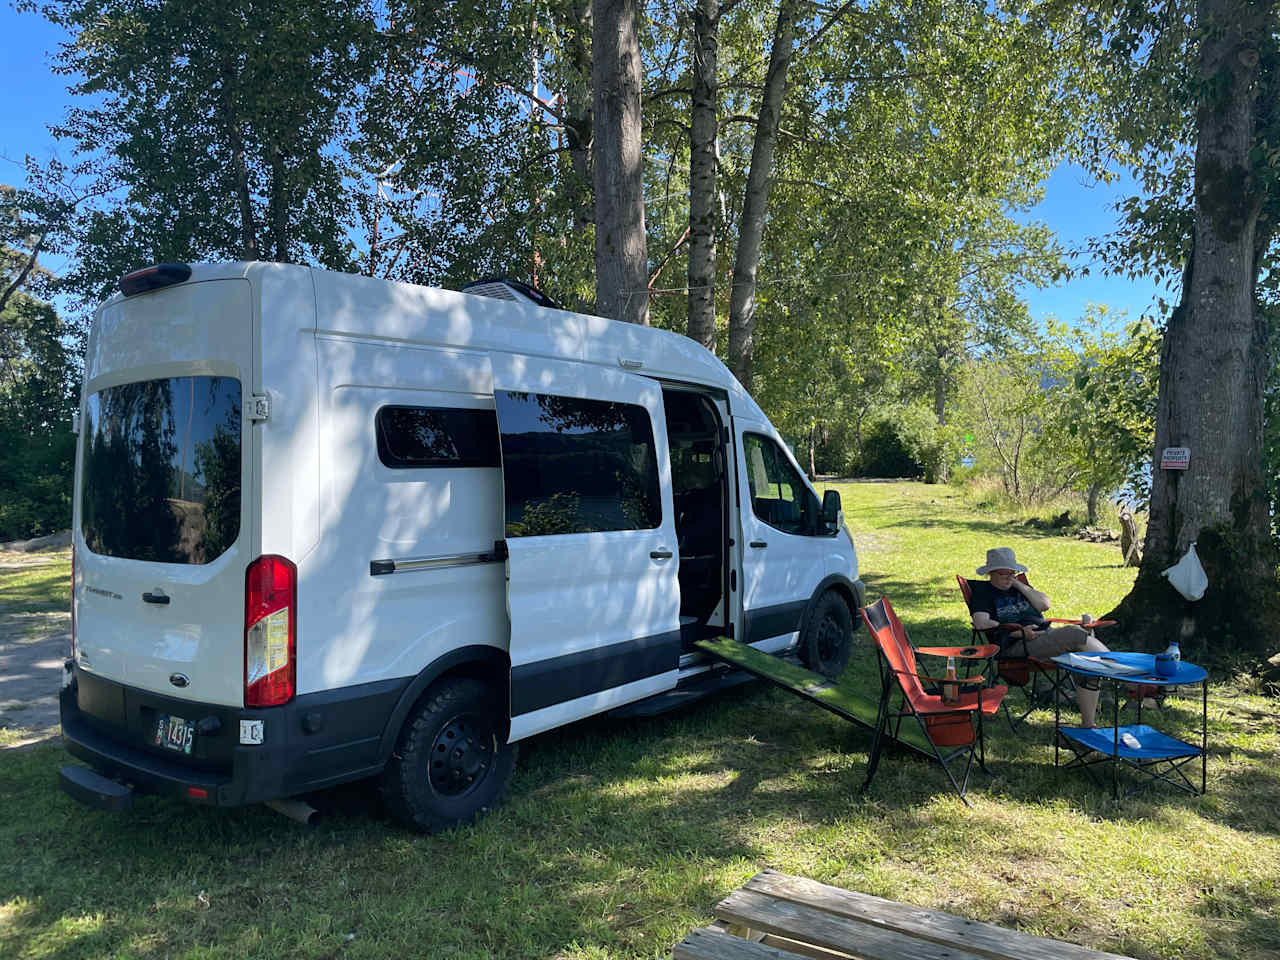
left=2, top=484, right=1278, bottom=959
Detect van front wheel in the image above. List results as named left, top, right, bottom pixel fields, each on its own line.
left=799, top=591, right=854, bottom=678
left=381, top=677, right=517, bottom=833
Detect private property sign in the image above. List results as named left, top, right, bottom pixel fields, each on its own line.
left=1161, top=446, right=1191, bottom=470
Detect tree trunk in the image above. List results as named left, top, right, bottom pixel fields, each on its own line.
left=219, top=63, right=257, bottom=261
left=808, top=422, right=816, bottom=479
left=726, top=0, right=797, bottom=390
left=591, top=0, right=648, bottom=325
left=1086, top=482, right=1101, bottom=527
left=686, top=0, right=720, bottom=350
left=1108, top=0, right=1278, bottom=655
left=269, top=148, right=287, bottom=262
left=563, top=0, right=595, bottom=238
left=933, top=361, right=950, bottom=483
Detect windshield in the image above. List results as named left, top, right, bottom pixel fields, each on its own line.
left=80, top=376, right=242, bottom=564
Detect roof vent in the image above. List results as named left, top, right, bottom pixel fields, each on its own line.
left=461, top=277, right=562, bottom=310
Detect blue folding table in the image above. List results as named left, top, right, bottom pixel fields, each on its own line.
left=1051, top=651, right=1207, bottom=801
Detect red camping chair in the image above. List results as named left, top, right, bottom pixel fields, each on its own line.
left=956, top=574, right=1114, bottom=735
left=860, top=597, right=1008, bottom=805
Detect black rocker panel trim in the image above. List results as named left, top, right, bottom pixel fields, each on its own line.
left=511, top=629, right=682, bottom=716
left=743, top=599, right=808, bottom=646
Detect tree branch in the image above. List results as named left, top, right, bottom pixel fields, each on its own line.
left=0, top=230, right=46, bottom=316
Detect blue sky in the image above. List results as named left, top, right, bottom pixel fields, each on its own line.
left=2, top=4, right=1171, bottom=328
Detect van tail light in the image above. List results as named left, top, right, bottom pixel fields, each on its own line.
left=70, top=544, right=77, bottom=660
left=244, top=555, right=296, bottom=707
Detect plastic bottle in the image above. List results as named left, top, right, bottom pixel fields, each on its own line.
left=1166, top=640, right=1181, bottom=663
left=942, top=656, right=959, bottom=703
left=1121, top=732, right=1141, bottom=749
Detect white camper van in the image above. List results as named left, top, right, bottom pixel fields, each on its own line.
left=59, top=262, right=865, bottom=832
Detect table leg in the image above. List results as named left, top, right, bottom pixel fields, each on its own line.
left=1054, top=677, right=1060, bottom=771
left=1112, top=682, right=1120, bottom=801
left=1201, top=679, right=1207, bottom=795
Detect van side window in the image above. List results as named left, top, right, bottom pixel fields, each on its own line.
left=375, top=406, right=501, bottom=468
left=743, top=433, right=818, bottom=536
left=497, top=391, right=661, bottom=536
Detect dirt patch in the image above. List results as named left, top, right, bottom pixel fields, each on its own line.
left=0, top=610, right=69, bottom=737
left=0, top=530, right=72, bottom=552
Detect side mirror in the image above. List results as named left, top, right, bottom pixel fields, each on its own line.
left=821, top=489, right=841, bottom=527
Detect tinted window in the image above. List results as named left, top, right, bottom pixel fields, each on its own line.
left=376, top=406, right=500, bottom=468
left=744, top=433, right=817, bottom=536
left=81, top=376, right=241, bottom=564
left=497, top=391, right=661, bottom=537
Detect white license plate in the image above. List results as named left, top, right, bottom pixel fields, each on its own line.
left=153, top=714, right=195, bottom=755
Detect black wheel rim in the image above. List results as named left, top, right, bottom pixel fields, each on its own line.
left=429, top=712, right=495, bottom=798
left=815, top=613, right=844, bottom=668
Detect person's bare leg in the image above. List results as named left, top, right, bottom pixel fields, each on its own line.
left=1076, top=634, right=1109, bottom=726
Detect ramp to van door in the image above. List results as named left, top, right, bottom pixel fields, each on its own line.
left=694, top=638, right=932, bottom=758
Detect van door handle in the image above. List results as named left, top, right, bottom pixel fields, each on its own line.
left=142, top=592, right=170, bottom=605
left=749, top=540, right=768, bottom=549
left=650, top=549, right=674, bottom=560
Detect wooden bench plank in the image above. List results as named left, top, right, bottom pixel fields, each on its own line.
left=716, top=888, right=993, bottom=960
left=740, top=870, right=1136, bottom=960
left=673, top=926, right=814, bottom=960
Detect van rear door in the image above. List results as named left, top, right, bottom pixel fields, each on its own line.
left=492, top=358, right=681, bottom=740
left=73, top=278, right=253, bottom=707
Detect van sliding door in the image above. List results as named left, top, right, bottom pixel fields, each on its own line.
left=493, top=358, right=681, bottom=741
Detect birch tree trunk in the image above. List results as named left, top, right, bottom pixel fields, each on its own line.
left=726, top=0, right=797, bottom=389
left=1109, top=0, right=1278, bottom=653
left=686, top=0, right=720, bottom=349
left=592, top=0, right=649, bottom=325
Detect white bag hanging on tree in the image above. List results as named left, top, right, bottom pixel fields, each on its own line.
left=1162, top=542, right=1208, bottom=601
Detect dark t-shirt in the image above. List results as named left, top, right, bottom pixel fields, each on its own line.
left=969, top=580, right=1047, bottom=631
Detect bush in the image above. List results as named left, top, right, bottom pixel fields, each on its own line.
left=856, top=416, right=923, bottom=478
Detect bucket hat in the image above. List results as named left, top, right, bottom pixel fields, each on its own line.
left=976, top=546, right=1027, bottom=576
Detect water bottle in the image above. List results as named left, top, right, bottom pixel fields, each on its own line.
left=1166, top=640, right=1181, bottom=664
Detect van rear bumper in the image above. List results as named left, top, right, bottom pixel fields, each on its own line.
left=59, top=666, right=409, bottom=807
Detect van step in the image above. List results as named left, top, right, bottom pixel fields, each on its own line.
left=58, top=764, right=134, bottom=812
left=606, top=669, right=757, bottom=719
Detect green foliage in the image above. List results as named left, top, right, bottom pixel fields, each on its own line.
left=36, top=0, right=378, bottom=309
left=1039, top=310, right=1160, bottom=508
left=0, top=294, right=76, bottom=541
left=857, top=414, right=923, bottom=479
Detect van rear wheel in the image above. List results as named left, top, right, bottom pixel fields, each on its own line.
left=799, top=591, right=854, bottom=678
left=381, top=676, right=517, bottom=834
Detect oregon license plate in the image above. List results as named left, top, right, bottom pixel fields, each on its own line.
left=153, top=714, right=195, bottom=755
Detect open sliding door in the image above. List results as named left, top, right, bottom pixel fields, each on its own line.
left=493, top=357, right=681, bottom=741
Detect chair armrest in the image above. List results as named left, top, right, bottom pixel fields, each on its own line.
left=917, top=644, right=1000, bottom=659
left=916, top=674, right=986, bottom=687
left=1044, top=618, right=1117, bottom=627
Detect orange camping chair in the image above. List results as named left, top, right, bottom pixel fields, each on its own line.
left=956, top=574, right=1114, bottom=735
left=860, top=597, right=1008, bottom=805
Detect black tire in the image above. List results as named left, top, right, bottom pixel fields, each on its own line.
left=380, top=676, right=517, bottom=834
left=799, top=591, right=855, bottom=678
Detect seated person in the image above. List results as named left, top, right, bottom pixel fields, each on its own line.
left=970, top=547, right=1109, bottom=727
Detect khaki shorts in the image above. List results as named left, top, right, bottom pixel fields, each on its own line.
left=1003, top=624, right=1090, bottom=660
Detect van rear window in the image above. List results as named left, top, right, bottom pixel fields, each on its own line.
left=80, top=376, right=242, bottom=564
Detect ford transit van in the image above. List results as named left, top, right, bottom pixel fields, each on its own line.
left=59, top=262, right=865, bottom=832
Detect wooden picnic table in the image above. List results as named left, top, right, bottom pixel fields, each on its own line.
left=672, top=869, right=1136, bottom=960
